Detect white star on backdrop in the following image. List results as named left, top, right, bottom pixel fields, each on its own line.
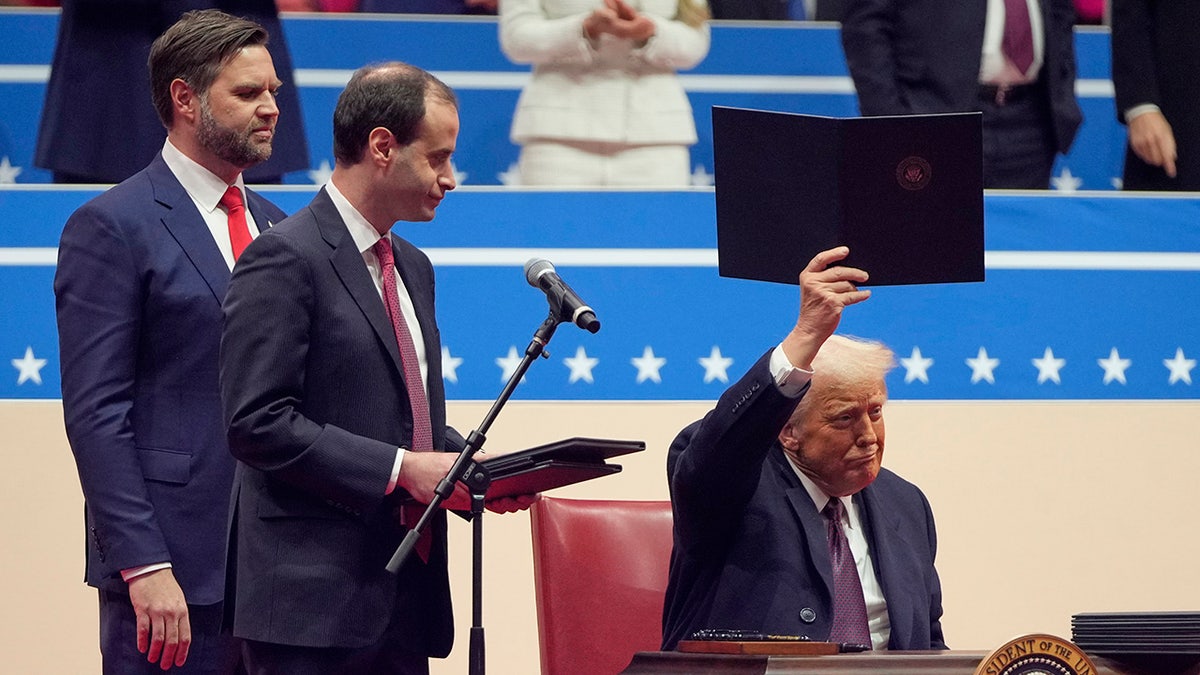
left=496, top=345, right=524, bottom=383
left=442, top=346, right=463, bottom=384
left=1032, top=347, right=1066, bottom=384
left=631, top=346, right=667, bottom=384
left=1051, top=167, right=1083, bottom=192
left=900, top=347, right=934, bottom=384
left=0, top=156, right=22, bottom=184
left=497, top=162, right=521, bottom=187
left=12, top=346, right=47, bottom=385
left=1097, top=347, right=1131, bottom=385
left=689, top=164, right=714, bottom=187
left=307, top=159, right=333, bottom=185
left=698, top=346, right=733, bottom=384
left=965, top=347, right=1000, bottom=384
left=1164, top=348, right=1195, bottom=385
left=564, top=346, right=599, bottom=384
left=452, top=162, right=468, bottom=186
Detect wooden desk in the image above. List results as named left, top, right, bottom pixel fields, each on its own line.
left=622, top=650, right=1200, bottom=675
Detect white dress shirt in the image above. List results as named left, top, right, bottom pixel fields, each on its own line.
left=160, top=139, right=261, bottom=271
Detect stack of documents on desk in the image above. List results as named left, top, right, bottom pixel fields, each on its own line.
left=1072, top=611, right=1200, bottom=657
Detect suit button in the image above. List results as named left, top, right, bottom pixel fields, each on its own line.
left=799, top=607, right=817, bottom=624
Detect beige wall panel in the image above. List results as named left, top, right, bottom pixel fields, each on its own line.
left=5, top=399, right=1198, bottom=674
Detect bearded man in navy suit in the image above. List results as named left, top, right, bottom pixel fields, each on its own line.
left=54, top=10, right=288, bottom=672
left=662, top=247, right=946, bottom=651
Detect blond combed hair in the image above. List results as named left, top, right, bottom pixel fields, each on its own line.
left=789, top=335, right=897, bottom=423
left=675, top=0, right=710, bottom=28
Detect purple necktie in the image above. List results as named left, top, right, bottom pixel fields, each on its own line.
left=1003, top=0, right=1035, bottom=76
left=373, top=236, right=433, bottom=562
left=823, top=498, right=871, bottom=647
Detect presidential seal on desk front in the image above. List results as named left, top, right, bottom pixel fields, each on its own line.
left=974, top=634, right=1099, bottom=675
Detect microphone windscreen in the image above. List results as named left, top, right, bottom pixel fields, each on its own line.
left=524, top=258, right=554, bottom=287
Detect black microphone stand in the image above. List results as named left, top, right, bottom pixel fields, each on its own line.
left=385, top=310, right=564, bottom=675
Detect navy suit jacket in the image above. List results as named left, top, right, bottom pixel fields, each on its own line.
left=662, top=350, right=946, bottom=651
left=35, top=0, right=309, bottom=183
left=55, top=153, right=285, bottom=605
left=841, top=0, right=1082, bottom=154
left=220, top=188, right=462, bottom=653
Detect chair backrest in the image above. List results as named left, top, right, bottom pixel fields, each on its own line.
left=530, top=496, right=674, bottom=675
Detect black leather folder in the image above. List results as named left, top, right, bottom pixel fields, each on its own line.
left=712, top=106, right=985, bottom=287
left=479, top=437, right=644, bottom=498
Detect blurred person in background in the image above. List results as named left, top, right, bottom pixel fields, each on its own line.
left=500, top=0, right=710, bottom=187
left=842, top=0, right=1082, bottom=189
left=1111, top=0, right=1199, bottom=191
left=35, top=0, right=308, bottom=184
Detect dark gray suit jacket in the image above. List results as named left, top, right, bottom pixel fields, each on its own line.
left=662, top=350, right=946, bottom=651
left=220, top=188, right=461, bottom=654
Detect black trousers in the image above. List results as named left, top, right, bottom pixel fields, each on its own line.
left=979, top=81, right=1059, bottom=189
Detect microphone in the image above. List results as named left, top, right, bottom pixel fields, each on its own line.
left=524, top=258, right=600, bottom=333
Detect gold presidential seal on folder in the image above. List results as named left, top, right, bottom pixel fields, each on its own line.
left=974, top=634, right=1100, bottom=675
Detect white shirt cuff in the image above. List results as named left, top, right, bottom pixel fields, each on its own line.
left=1126, top=103, right=1161, bottom=121
left=769, top=344, right=814, bottom=398
left=386, top=447, right=405, bottom=495
left=121, top=562, right=171, bottom=582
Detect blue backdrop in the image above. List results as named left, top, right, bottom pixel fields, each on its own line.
left=0, top=12, right=1123, bottom=190
left=3, top=187, right=1198, bottom=401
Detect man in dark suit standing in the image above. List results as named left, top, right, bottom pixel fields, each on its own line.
left=841, top=0, right=1082, bottom=189
left=54, top=10, right=289, bottom=673
left=1111, top=0, right=1200, bottom=191
left=219, top=62, right=533, bottom=674
left=662, top=247, right=946, bottom=651
left=35, top=0, right=308, bottom=184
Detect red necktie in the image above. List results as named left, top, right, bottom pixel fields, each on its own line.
left=824, top=498, right=871, bottom=647
left=1003, top=0, right=1035, bottom=76
left=220, top=186, right=252, bottom=261
left=373, top=236, right=433, bottom=562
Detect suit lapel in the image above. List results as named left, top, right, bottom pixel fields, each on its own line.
left=859, top=485, right=912, bottom=648
left=244, top=190, right=275, bottom=235
left=773, top=448, right=837, bottom=596
left=311, top=190, right=405, bottom=377
left=148, top=155, right=231, bottom=303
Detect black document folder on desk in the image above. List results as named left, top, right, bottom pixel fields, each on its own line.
left=712, top=106, right=984, bottom=287
left=479, top=437, right=644, bottom=498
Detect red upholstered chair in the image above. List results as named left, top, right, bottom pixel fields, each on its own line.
left=529, top=496, right=675, bottom=675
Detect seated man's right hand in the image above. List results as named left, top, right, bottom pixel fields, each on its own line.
left=782, top=246, right=871, bottom=370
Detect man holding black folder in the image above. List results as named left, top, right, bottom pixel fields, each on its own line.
left=661, top=247, right=946, bottom=652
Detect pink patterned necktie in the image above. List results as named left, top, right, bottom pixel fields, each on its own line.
left=1003, top=0, right=1035, bottom=76
left=823, top=498, right=871, bottom=647
left=220, top=186, right=252, bottom=261
left=373, top=236, right=433, bottom=562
